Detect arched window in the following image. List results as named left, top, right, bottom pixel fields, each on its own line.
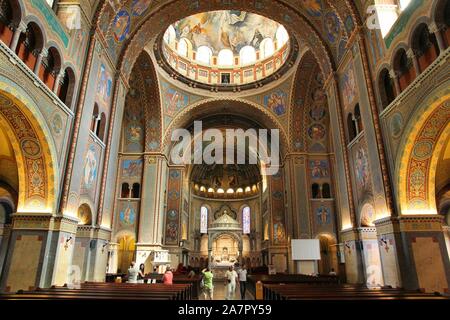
left=217, top=49, right=233, bottom=66
left=393, top=48, right=415, bottom=91
left=132, top=183, right=140, bottom=198
left=41, top=47, right=61, bottom=89
left=164, top=25, right=176, bottom=46
left=347, top=113, right=357, bottom=142
left=58, top=67, right=76, bottom=108
left=240, top=46, right=256, bottom=65
left=260, top=38, right=274, bottom=59
left=200, top=206, right=208, bottom=234
left=378, top=68, right=396, bottom=109
left=322, top=183, right=331, bottom=198
left=196, top=46, right=212, bottom=65
left=226, top=188, right=234, bottom=194
left=354, top=104, right=363, bottom=134
left=412, top=24, right=440, bottom=72
left=97, top=112, right=107, bottom=142
left=0, top=0, right=15, bottom=47
left=243, top=206, right=251, bottom=234
left=121, top=183, right=130, bottom=198
left=91, top=104, right=99, bottom=132
left=276, top=25, right=289, bottom=47
left=16, top=22, right=44, bottom=71
left=437, top=0, right=450, bottom=48
left=177, top=38, right=189, bottom=57
left=312, top=183, right=320, bottom=199
left=217, top=188, right=225, bottom=194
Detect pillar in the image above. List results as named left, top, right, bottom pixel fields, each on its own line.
left=340, top=228, right=364, bottom=284
left=107, top=242, right=119, bottom=274
left=9, top=22, right=26, bottom=52
left=34, top=49, right=47, bottom=75
left=407, top=48, right=420, bottom=76
left=389, top=69, right=401, bottom=96
left=53, top=70, right=65, bottom=94
left=0, top=214, right=79, bottom=292
left=357, top=227, right=384, bottom=287
left=429, top=22, right=446, bottom=54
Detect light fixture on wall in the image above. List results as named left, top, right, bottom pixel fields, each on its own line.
left=64, top=236, right=73, bottom=250
left=102, top=241, right=109, bottom=254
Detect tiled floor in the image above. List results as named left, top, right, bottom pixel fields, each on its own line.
left=198, top=281, right=254, bottom=300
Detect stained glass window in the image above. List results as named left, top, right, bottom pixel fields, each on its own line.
left=200, top=206, right=208, bottom=234
left=243, top=206, right=251, bottom=234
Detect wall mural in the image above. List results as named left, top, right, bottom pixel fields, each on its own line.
left=165, top=169, right=182, bottom=245
left=310, top=160, right=329, bottom=179
left=302, top=0, right=323, bottom=17
left=324, top=11, right=340, bottom=43
left=115, top=200, right=139, bottom=234
left=340, top=62, right=357, bottom=110
left=112, top=10, right=131, bottom=42
left=271, top=171, right=286, bottom=244
left=161, top=81, right=189, bottom=117
left=264, top=89, right=287, bottom=117
left=80, top=143, right=100, bottom=201
left=316, top=206, right=331, bottom=225
left=354, top=144, right=372, bottom=201
left=169, top=10, right=282, bottom=54
left=121, top=159, right=143, bottom=178
left=97, top=64, right=113, bottom=106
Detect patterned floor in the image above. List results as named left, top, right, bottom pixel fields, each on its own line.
left=198, top=281, right=254, bottom=300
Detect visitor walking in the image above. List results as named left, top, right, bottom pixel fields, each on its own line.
left=201, top=267, right=214, bottom=300
left=225, top=265, right=238, bottom=300
left=237, top=264, right=248, bottom=300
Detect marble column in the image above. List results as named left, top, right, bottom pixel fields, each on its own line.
left=9, top=22, right=27, bottom=52
left=389, top=69, right=401, bottom=96
left=53, top=70, right=65, bottom=94
left=407, top=48, right=421, bottom=76
left=34, top=49, right=47, bottom=75
left=429, top=22, right=446, bottom=54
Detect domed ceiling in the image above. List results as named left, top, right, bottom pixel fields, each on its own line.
left=159, top=10, right=294, bottom=88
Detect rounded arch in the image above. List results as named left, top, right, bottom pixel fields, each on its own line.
left=22, top=16, right=47, bottom=50
left=196, top=46, right=213, bottom=65
left=58, top=65, right=77, bottom=108
left=162, top=98, right=289, bottom=157
left=0, top=89, right=58, bottom=213
left=315, top=233, right=338, bottom=275
left=77, top=203, right=93, bottom=225
left=4, top=0, right=24, bottom=27
left=396, top=89, right=450, bottom=215
left=377, top=66, right=396, bottom=109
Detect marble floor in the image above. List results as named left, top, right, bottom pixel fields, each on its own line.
left=198, top=281, right=254, bottom=300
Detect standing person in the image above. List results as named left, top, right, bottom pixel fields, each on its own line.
left=201, top=267, right=214, bottom=300
left=127, top=261, right=138, bottom=283
left=225, top=265, right=238, bottom=300
left=163, top=266, right=173, bottom=285
left=237, top=264, right=248, bottom=300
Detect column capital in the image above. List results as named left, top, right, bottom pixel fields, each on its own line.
left=388, top=69, right=399, bottom=79
left=16, top=21, right=27, bottom=33
left=406, top=48, right=416, bottom=59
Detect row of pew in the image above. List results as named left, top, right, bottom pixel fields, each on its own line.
left=0, top=282, right=193, bottom=300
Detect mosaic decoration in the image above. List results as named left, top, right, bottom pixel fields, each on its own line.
left=112, top=10, right=131, bottom=42
left=302, top=0, right=323, bottom=17
left=121, top=159, right=143, bottom=178
left=165, top=169, right=182, bottom=245
left=404, top=101, right=450, bottom=210
left=116, top=201, right=139, bottom=232
left=340, top=62, right=357, bottom=109
left=355, top=146, right=371, bottom=192
left=0, top=94, right=50, bottom=210
left=310, top=160, right=329, bottom=179
left=264, top=89, right=287, bottom=116
left=316, top=206, right=331, bottom=225
left=97, top=64, right=113, bottom=106
left=324, top=11, right=340, bottom=43
left=131, top=0, right=152, bottom=16
left=161, top=81, right=189, bottom=117
left=83, top=144, right=98, bottom=190
left=390, top=113, right=404, bottom=138
left=309, top=104, right=326, bottom=121
left=270, top=169, right=286, bottom=244
left=308, top=124, right=326, bottom=140
left=120, top=203, right=136, bottom=226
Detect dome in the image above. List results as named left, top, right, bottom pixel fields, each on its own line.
left=160, top=10, right=292, bottom=88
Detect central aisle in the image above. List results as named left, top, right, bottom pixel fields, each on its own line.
left=198, top=281, right=254, bottom=300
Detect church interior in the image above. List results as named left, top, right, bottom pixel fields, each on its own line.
left=0, top=0, right=449, bottom=302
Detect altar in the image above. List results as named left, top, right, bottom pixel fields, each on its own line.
left=207, top=212, right=243, bottom=279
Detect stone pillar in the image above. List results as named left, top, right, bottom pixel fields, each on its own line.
left=0, top=224, right=12, bottom=276
left=357, top=227, right=384, bottom=287
left=374, top=217, right=402, bottom=288
left=9, top=22, right=27, bottom=52
left=407, top=48, right=421, bottom=76
left=384, top=215, right=450, bottom=293
left=429, top=22, right=446, bottom=54
left=340, top=228, right=364, bottom=284
left=53, top=70, right=65, bottom=94
left=389, top=69, right=401, bottom=96
left=34, top=49, right=47, bottom=75
left=0, top=214, right=79, bottom=292
left=107, top=242, right=119, bottom=274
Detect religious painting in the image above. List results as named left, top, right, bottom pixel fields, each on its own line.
left=126, top=122, right=143, bottom=144
left=310, top=160, right=329, bottom=178
left=308, top=124, right=326, bottom=140
left=273, top=221, right=286, bottom=243
left=83, top=145, right=98, bottom=190
left=122, top=159, right=143, bottom=178
left=310, top=105, right=326, bottom=121
left=324, top=11, right=340, bottom=43
left=147, top=117, right=160, bottom=151
left=390, top=113, right=404, bottom=138
left=97, top=64, right=112, bottom=105
left=169, top=11, right=280, bottom=54
left=119, top=202, right=136, bottom=227
left=162, top=83, right=189, bottom=117
left=131, top=0, right=151, bottom=17
left=301, top=0, right=322, bottom=17
left=316, top=206, right=331, bottom=225
left=264, top=90, right=287, bottom=116
left=311, top=87, right=326, bottom=103
left=340, top=63, right=357, bottom=109
left=355, top=147, right=370, bottom=190
left=112, top=10, right=131, bottom=42
left=360, top=203, right=376, bottom=227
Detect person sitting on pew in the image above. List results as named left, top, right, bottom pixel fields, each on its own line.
left=163, top=266, right=173, bottom=285
left=329, top=268, right=337, bottom=276
left=137, top=263, right=146, bottom=283
left=127, top=261, right=138, bottom=283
